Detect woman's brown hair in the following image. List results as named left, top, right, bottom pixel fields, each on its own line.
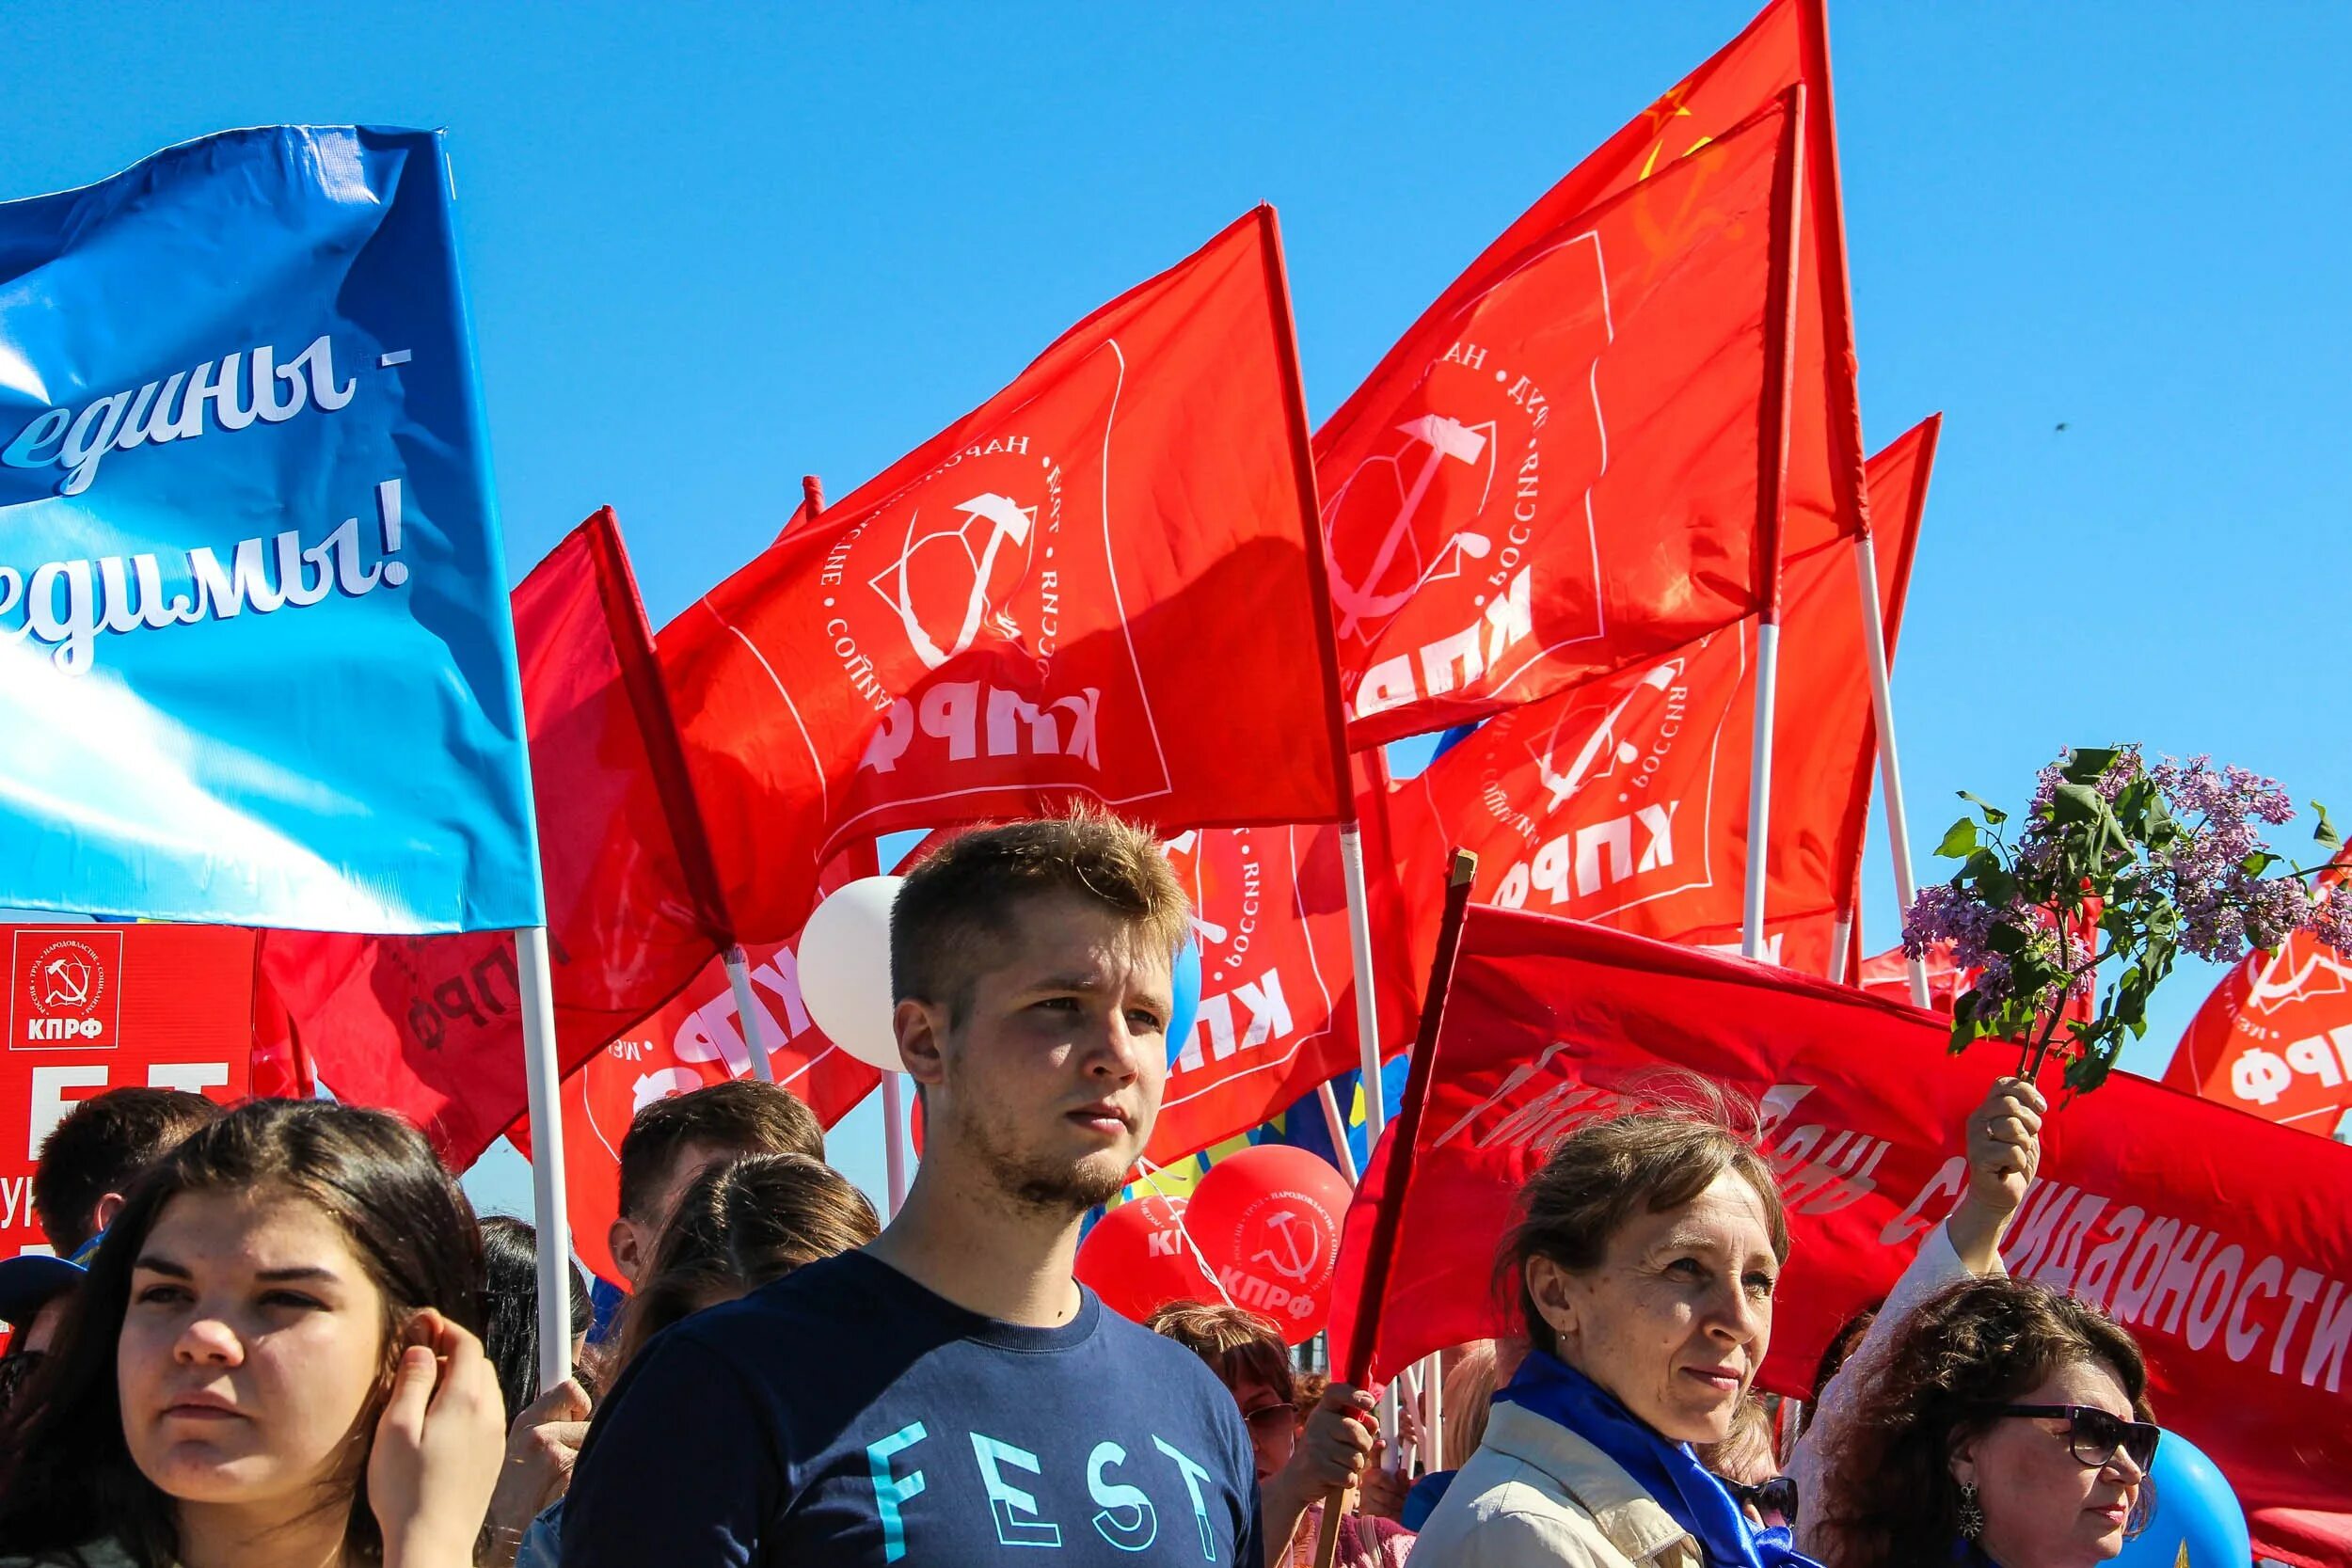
left=1144, top=1300, right=1295, bottom=1405
left=1813, top=1275, right=2154, bottom=1568
left=607, top=1152, right=878, bottom=1378
left=0, top=1099, right=484, bottom=1566
left=1497, top=1093, right=1790, bottom=1358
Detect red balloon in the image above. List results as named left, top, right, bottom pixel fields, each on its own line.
left=1184, top=1145, right=1353, bottom=1343
left=1075, top=1193, right=1216, bottom=1323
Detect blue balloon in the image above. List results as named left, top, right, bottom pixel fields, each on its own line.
left=2110, top=1428, right=2249, bottom=1568
left=1167, top=941, right=1202, bottom=1067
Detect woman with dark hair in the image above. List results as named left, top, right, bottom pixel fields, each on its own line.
left=477, top=1219, right=594, bottom=1568
left=1410, top=1096, right=1809, bottom=1566
left=1810, top=1277, right=2155, bottom=1567
left=477, top=1217, right=590, bottom=1424
left=0, top=1099, right=504, bottom=1568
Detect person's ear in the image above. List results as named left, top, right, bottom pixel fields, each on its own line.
left=90, top=1192, right=125, bottom=1235
left=896, top=997, right=948, bottom=1087
left=1947, top=1430, right=1981, bottom=1491
left=609, top=1218, right=644, bottom=1290
left=1525, top=1256, right=1581, bottom=1350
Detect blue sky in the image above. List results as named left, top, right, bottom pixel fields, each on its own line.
left=9, top=3, right=2345, bottom=1214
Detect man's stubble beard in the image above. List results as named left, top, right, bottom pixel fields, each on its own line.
left=938, top=1073, right=1143, bottom=1219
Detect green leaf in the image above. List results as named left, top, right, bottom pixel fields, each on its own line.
left=2063, top=747, right=2122, bottom=785
left=1937, top=818, right=1979, bottom=858
left=1958, top=791, right=2010, bottom=826
left=2241, top=851, right=2278, bottom=878
left=2051, top=783, right=2106, bottom=826
left=2315, top=801, right=2344, bottom=854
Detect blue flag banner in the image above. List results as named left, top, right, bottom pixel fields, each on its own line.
left=0, top=127, right=541, bottom=932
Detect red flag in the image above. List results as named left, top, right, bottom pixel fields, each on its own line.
left=1385, top=404, right=1928, bottom=976
left=2164, top=875, right=2352, bottom=1143
left=1326, top=906, right=2352, bottom=1566
left=512, top=847, right=882, bottom=1286
left=259, top=511, right=734, bottom=1166
left=1322, top=0, right=1869, bottom=746
left=2, top=923, right=256, bottom=1255
left=661, top=208, right=1353, bottom=946
left=1148, top=757, right=1419, bottom=1166
left=1321, top=93, right=1808, bottom=746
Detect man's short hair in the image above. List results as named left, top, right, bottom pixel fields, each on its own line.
left=891, top=808, right=1189, bottom=1024
left=33, top=1087, right=225, bottom=1255
left=615, top=1080, right=824, bottom=1224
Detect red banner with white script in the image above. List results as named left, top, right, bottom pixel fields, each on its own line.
left=2, top=923, right=255, bottom=1257
left=1327, top=907, right=2352, bottom=1566
left=661, top=208, right=1352, bottom=948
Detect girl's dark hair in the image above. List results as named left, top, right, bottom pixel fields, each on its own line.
left=480, top=1215, right=592, bottom=1421
left=609, top=1153, right=877, bottom=1378
left=1813, top=1275, right=2155, bottom=1568
left=0, top=1100, right=485, bottom=1567
left=1497, top=1091, right=1789, bottom=1358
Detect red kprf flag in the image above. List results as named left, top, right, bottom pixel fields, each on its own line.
left=661, top=208, right=1352, bottom=946
left=1321, top=94, right=1808, bottom=745
left=511, top=847, right=882, bottom=1287
left=259, top=511, right=734, bottom=1166
left=1326, top=906, right=2352, bottom=1567
left=1148, top=756, right=1419, bottom=1166
left=2164, top=867, right=2352, bottom=1143
left=1385, top=402, right=1925, bottom=976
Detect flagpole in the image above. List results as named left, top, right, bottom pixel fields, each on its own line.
left=723, top=945, right=773, bottom=1081
left=516, top=925, right=573, bottom=1387
left=1254, top=203, right=1391, bottom=1157
left=1742, top=86, right=1808, bottom=963
left=1855, top=516, right=1931, bottom=1009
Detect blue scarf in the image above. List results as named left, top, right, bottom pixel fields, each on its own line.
left=1492, top=1350, right=1820, bottom=1568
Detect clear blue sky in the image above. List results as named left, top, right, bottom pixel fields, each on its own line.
left=10, top=3, right=2345, bottom=1216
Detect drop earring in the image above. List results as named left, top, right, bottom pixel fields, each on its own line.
left=1956, top=1481, right=1984, bottom=1541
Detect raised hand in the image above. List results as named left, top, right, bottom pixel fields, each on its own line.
left=369, top=1307, right=507, bottom=1568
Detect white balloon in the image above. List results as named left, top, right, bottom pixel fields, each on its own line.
left=795, top=875, right=907, bottom=1072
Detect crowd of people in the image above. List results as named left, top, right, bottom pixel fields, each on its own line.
left=0, top=812, right=2160, bottom=1567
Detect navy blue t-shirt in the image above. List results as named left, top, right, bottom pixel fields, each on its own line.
left=559, top=1250, right=1263, bottom=1567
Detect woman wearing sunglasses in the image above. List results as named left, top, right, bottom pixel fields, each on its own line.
left=1809, top=1275, right=2155, bottom=1566
left=1145, top=1301, right=1412, bottom=1567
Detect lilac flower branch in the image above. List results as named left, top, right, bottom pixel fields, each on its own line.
left=1903, top=747, right=2345, bottom=1093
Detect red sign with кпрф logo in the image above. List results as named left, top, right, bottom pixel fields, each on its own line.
left=12, top=928, right=123, bottom=1049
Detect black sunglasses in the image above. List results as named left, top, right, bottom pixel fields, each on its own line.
left=1243, top=1402, right=1297, bottom=1435
left=1724, top=1475, right=1798, bottom=1525
left=1981, top=1404, right=2160, bottom=1470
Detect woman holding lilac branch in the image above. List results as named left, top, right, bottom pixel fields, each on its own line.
left=1903, top=746, right=2351, bottom=1092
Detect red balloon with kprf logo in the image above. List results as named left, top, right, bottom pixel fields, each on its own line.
left=1075, top=1194, right=1215, bottom=1323
left=1184, top=1145, right=1352, bottom=1343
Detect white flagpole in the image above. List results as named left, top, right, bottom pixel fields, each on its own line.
left=1338, top=826, right=1387, bottom=1148
left=723, top=944, right=773, bottom=1081
left=881, top=1072, right=911, bottom=1217
left=1853, top=532, right=1931, bottom=1006
left=1740, top=620, right=1782, bottom=960
left=1830, top=911, right=1854, bottom=985
left=1425, top=1351, right=1446, bottom=1471
left=516, top=926, right=573, bottom=1388
left=1315, top=1081, right=1359, bottom=1185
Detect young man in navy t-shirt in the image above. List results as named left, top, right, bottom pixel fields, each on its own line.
left=560, top=813, right=1372, bottom=1567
